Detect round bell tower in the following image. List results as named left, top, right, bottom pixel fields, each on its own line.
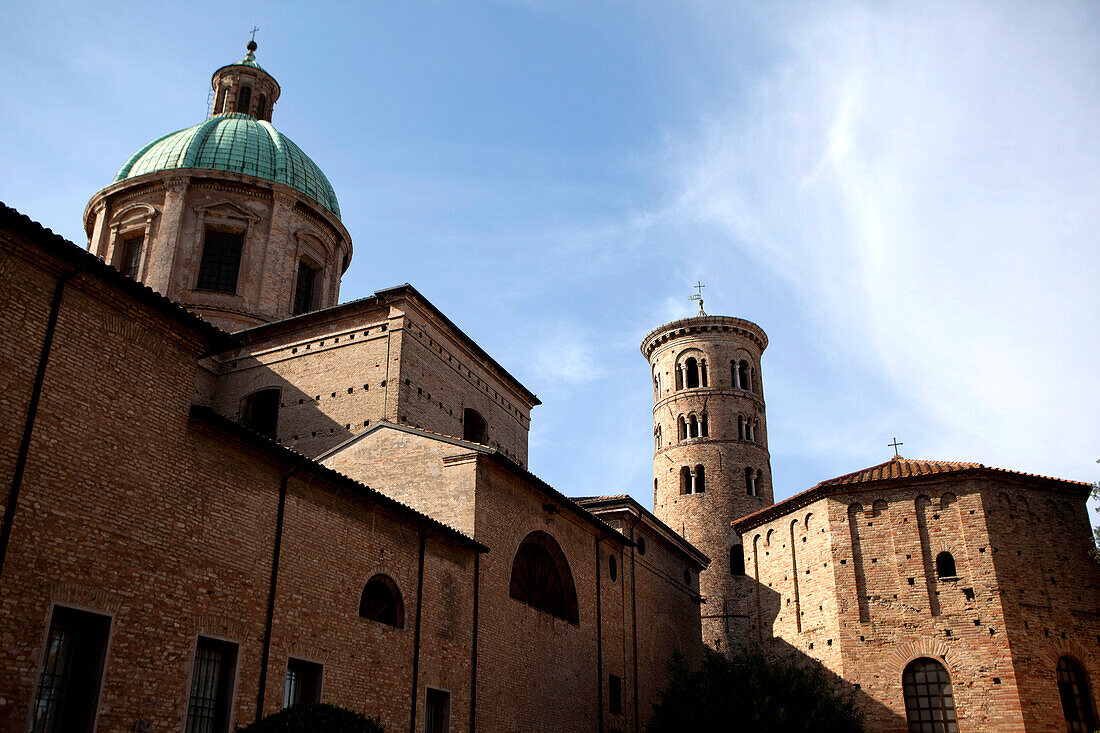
left=642, top=301, right=772, bottom=652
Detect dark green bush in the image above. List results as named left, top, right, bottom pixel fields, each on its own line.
left=646, top=645, right=864, bottom=733
left=237, top=703, right=386, bottom=733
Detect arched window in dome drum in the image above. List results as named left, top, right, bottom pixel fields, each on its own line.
left=214, top=87, right=226, bottom=114
left=237, top=85, right=252, bottom=115
left=196, top=229, right=244, bottom=294
left=257, top=93, right=267, bottom=119
left=1057, top=655, right=1097, bottom=732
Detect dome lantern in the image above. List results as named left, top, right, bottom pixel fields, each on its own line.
left=210, top=40, right=281, bottom=122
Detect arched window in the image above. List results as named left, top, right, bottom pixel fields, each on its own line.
left=463, top=408, right=487, bottom=443
left=677, top=416, right=687, bottom=441
left=745, top=420, right=754, bottom=443
left=675, top=367, right=683, bottom=391
left=214, top=87, right=227, bottom=114
left=688, top=414, right=699, bottom=438
left=700, top=359, right=708, bottom=387
left=730, top=545, right=745, bottom=576
left=654, top=425, right=662, bottom=450
left=509, top=531, right=579, bottom=624
left=359, top=575, right=404, bottom=628
left=237, top=85, right=252, bottom=115
left=257, top=93, right=267, bottom=119
left=685, top=357, right=700, bottom=388
left=902, top=658, right=958, bottom=733
left=240, top=388, right=280, bottom=439
left=738, top=414, right=745, bottom=440
left=745, top=466, right=756, bottom=496
left=1057, top=656, right=1097, bottom=732
left=694, top=465, right=706, bottom=493
left=739, top=360, right=751, bottom=391
left=935, top=552, right=957, bottom=579
left=680, top=466, right=691, bottom=495
left=701, top=413, right=709, bottom=437
left=731, top=360, right=739, bottom=388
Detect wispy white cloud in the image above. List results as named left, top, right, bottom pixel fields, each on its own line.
left=670, top=2, right=1100, bottom=488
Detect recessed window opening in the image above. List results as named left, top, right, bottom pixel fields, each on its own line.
left=1057, top=655, right=1096, bottom=732
left=688, top=414, right=699, bottom=438
left=675, top=366, right=683, bottom=391
left=609, top=554, right=617, bottom=582
left=257, top=93, right=268, bottom=120
left=359, top=575, right=404, bottom=628
left=701, top=413, right=709, bottom=437
left=902, top=658, right=958, bottom=733
left=685, top=357, right=700, bottom=388
left=637, top=536, right=646, bottom=555
left=699, top=359, right=708, bottom=387
left=680, top=466, right=691, bottom=495
left=292, top=259, right=320, bottom=315
left=936, top=552, right=957, bottom=579
left=119, top=235, right=143, bottom=279
left=186, top=637, right=238, bottom=733
left=677, top=416, right=687, bottom=441
left=214, top=87, right=226, bottom=114
left=196, top=229, right=244, bottom=293
left=463, top=408, right=487, bottom=444
left=738, top=360, right=751, bottom=391
left=284, top=658, right=322, bottom=708
left=509, top=531, right=579, bottom=624
left=32, top=605, right=111, bottom=733
left=239, top=388, right=280, bottom=439
left=236, top=85, right=252, bottom=115
left=730, top=544, right=745, bottom=576
left=694, top=464, right=706, bottom=493
left=609, top=674, right=623, bottom=715
left=738, top=415, right=745, bottom=440
left=425, top=688, right=451, bottom=733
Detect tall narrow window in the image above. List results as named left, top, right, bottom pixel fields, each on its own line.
left=902, top=658, right=958, bottom=733
left=685, top=357, right=700, bottom=388
left=731, top=361, right=740, bottom=388
left=239, top=388, right=280, bottom=439
left=292, top=259, right=319, bottom=315
left=463, top=408, right=487, bottom=443
left=694, top=464, right=706, bottom=493
left=284, top=658, right=322, bottom=708
left=185, top=637, right=238, bottom=733
left=677, top=416, right=687, bottom=441
left=359, top=575, right=404, bottom=628
left=196, top=229, right=244, bottom=293
left=730, top=544, right=745, bottom=576
left=32, top=606, right=110, bottom=733
left=675, top=367, right=683, bottom=391
left=739, top=360, right=751, bottom=391
left=935, top=552, right=957, bottom=579
left=680, top=466, right=691, bottom=495
left=700, top=360, right=708, bottom=387
left=236, top=85, right=252, bottom=115
left=119, top=235, right=143, bottom=279
left=738, top=415, right=745, bottom=440
left=688, top=414, right=699, bottom=439
left=1058, top=656, right=1097, bottom=732
left=745, top=467, right=756, bottom=496
left=257, top=93, right=268, bottom=120
left=214, top=87, right=226, bottom=114
left=509, top=531, right=579, bottom=624
left=609, top=674, right=623, bottom=715
left=425, top=688, right=451, bottom=733
left=701, top=413, right=709, bottom=437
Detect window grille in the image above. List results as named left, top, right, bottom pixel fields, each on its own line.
left=902, top=658, right=958, bottom=733
left=185, top=637, right=238, bottom=733
left=32, top=606, right=110, bottom=733
left=196, top=230, right=244, bottom=293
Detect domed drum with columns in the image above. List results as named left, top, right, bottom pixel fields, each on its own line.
left=84, top=41, right=352, bottom=331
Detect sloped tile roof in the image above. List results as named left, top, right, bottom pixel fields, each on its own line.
left=815, top=457, right=984, bottom=487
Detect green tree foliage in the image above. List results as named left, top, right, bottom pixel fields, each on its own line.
left=237, top=703, right=386, bottom=733
left=647, top=646, right=864, bottom=733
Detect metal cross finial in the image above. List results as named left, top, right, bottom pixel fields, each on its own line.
left=250, top=26, right=260, bottom=41
left=688, top=281, right=706, bottom=316
left=889, top=437, right=904, bottom=458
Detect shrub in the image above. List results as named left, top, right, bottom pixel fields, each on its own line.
left=237, top=703, right=386, bottom=733
left=646, top=645, right=864, bottom=733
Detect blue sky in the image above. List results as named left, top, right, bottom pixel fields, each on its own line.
left=2, top=1, right=1097, bottom=521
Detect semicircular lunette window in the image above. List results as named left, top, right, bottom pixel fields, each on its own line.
left=359, top=574, right=404, bottom=628
left=509, top=531, right=579, bottom=625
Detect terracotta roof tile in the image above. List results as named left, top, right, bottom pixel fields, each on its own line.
left=815, top=457, right=983, bottom=487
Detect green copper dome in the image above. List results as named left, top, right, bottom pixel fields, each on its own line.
left=113, top=113, right=340, bottom=218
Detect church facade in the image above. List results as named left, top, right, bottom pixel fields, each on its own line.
left=0, top=42, right=1097, bottom=733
